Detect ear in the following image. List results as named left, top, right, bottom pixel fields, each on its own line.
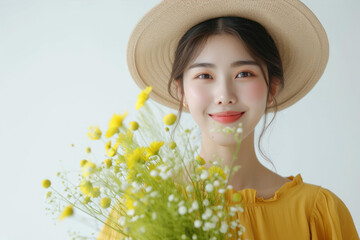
left=268, top=77, right=280, bottom=104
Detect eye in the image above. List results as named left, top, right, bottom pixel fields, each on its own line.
left=236, top=71, right=253, bottom=78
left=195, top=73, right=213, bottom=79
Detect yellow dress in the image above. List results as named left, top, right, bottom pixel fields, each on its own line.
left=97, top=174, right=359, bottom=240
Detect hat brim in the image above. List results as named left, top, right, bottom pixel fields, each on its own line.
left=127, top=0, right=329, bottom=112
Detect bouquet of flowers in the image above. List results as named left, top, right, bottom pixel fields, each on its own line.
left=42, top=86, right=246, bottom=240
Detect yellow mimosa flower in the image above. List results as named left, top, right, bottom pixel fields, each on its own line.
left=104, top=159, right=112, bottom=168
left=82, top=161, right=97, bottom=177
left=148, top=164, right=156, bottom=171
left=83, top=196, right=91, bottom=204
left=90, top=187, right=100, bottom=198
left=105, top=127, right=118, bottom=138
left=168, top=141, right=177, bottom=150
left=80, top=159, right=88, bottom=167
left=125, top=147, right=146, bottom=169
left=125, top=189, right=135, bottom=210
left=145, top=141, right=164, bottom=158
left=108, top=142, right=120, bottom=157
left=195, top=155, right=206, bottom=165
left=87, top=125, right=102, bottom=140
left=163, top=113, right=177, bottom=126
left=105, top=140, right=111, bottom=153
left=136, top=86, right=152, bottom=110
left=109, top=111, right=128, bottom=129
left=59, top=205, right=74, bottom=221
left=101, top=197, right=111, bottom=209
left=208, top=165, right=227, bottom=180
left=46, top=191, right=52, bottom=198
left=42, top=179, right=51, bottom=188
left=85, top=147, right=91, bottom=153
left=80, top=180, right=93, bottom=195
left=129, top=121, right=139, bottom=131
left=115, top=155, right=125, bottom=165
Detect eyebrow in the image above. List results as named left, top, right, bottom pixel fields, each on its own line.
left=187, top=60, right=260, bottom=70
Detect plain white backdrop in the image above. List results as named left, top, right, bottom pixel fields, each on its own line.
left=0, top=0, right=359, bottom=239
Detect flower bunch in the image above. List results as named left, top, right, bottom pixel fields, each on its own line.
left=42, top=86, right=246, bottom=239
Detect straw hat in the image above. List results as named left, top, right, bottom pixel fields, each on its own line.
left=127, top=0, right=329, bottom=112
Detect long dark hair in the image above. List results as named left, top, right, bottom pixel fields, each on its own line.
left=168, top=17, right=284, bottom=171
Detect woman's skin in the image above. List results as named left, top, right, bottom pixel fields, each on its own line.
left=178, top=34, right=290, bottom=199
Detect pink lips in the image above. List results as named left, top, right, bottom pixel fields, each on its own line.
left=209, top=111, right=245, bottom=124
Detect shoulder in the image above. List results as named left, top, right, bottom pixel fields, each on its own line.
left=308, top=185, right=359, bottom=239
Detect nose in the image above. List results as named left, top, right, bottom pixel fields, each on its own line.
left=214, top=80, right=237, bottom=105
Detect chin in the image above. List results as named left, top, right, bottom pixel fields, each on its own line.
left=208, top=132, right=240, bottom=147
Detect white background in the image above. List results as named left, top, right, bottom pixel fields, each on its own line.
left=0, top=0, right=359, bottom=239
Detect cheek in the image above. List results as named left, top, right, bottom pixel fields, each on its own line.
left=241, top=81, right=267, bottom=102
left=185, top=84, right=211, bottom=106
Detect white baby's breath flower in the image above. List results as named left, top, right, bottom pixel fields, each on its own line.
left=178, top=200, right=184, bottom=206
left=186, top=185, right=194, bottom=192
left=200, top=170, right=209, bottom=180
left=150, top=191, right=158, bottom=198
left=194, top=220, right=202, bottom=228
left=150, top=170, right=158, bottom=177
left=203, top=199, right=210, bottom=206
left=213, top=180, right=220, bottom=187
left=127, top=209, right=135, bottom=216
left=230, top=206, right=237, bottom=213
left=227, top=185, right=233, bottom=190
left=231, top=221, right=237, bottom=229
left=210, top=215, right=219, bottom=223
left=168, top=194, right=175, bottom=202
left=152, top=212, right=157, bottom=220
left=217, top=211, right=223, bottom=218
left=139, top=226, right=145, bottom=233
left=181, top=234, right=187, bottom=239
left=133, top=201, right=138, bottom=207
left=191, top=201, right=199, bottom=210
left=192, top=234, right=197, bottom=240
left=160, top=171, right=170, bottom=180
left=131, top=215, right=139, bottom=222
left=203, top=221, right=216, bottom=231
left=145, top=186, right=152, bottom=192
left=220, top=221, right=228, bottom=233
left=201, top=208, right=212, bottom=220
left=119, top=216, right=126, bottom=226
left=218, top=188, right=225, bottom=194
left=121, top=182, right=129, bottom=191
left=205, top=183, right=214, bottom=192
left=158, top=165, right=167, bottom=172
left=178, top=206, right=187, bottom=215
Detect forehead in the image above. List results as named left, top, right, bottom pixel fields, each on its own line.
left=191, top=34, right=255, bottom=64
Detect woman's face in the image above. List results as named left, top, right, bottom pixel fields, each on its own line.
left=182, top=34, right=269, bottom=146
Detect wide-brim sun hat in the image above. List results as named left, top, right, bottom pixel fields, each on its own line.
left=127, top=0, right=329, bottom=112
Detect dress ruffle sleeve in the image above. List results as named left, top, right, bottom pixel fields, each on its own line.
left=310, top=187, right=359, bottom=240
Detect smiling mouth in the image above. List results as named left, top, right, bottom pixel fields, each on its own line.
left=209, top=111, right=245, bottom=124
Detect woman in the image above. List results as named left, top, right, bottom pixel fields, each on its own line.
left=98, top=0, right=359, bottom=239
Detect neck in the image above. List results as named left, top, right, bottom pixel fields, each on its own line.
left=199, top=130, right=271, bottom=190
